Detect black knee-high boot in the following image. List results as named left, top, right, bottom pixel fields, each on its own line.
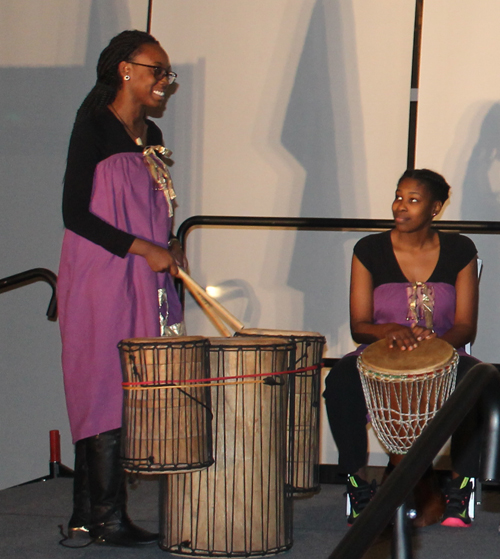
left=86, top=428, right=158, bottom=546
left=68, top=438, right=91, bottom=537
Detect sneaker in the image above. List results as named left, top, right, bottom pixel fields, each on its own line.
left=441, top=476, right=472, bottom=527
left=347, top=474, right=377, bottom=525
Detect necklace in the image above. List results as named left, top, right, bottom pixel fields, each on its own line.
left=110, top=104, right=145, bottom=146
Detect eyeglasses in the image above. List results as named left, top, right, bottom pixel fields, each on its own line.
left=127, top=61, right=177, bottom=84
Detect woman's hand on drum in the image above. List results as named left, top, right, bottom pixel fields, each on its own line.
left=411, top=325, right=436, bottom=342
left=385, top=325, right=435, bottom=351
left=129, top=238, right=179, bottom=276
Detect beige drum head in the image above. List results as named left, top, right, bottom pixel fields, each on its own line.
left=209, top=336, right=293, bottom=348
left=360, top=337, right=454, bottom=376
left=120, top=335, right=207, bottom=345
left=238, top=328, right=323, bottom=338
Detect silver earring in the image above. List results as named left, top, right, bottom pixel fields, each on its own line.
left=124, top=75, right=130, bottom=81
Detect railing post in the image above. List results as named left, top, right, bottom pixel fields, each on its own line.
left=481, top=379, right=500, bottom=482
left=392, top=503, right=415, bottom=559
left=328, top=363, right=500, bottom=559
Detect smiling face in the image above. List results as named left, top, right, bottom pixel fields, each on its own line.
left=121, top=43, right=171, bottom=109
left=392, top=178, right=443, bottom=233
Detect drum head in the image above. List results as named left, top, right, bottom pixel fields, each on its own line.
left=360, top=337, right=454, bottom=376
left=209, top=336, right=293, bottom=348
left=238, top=328, right=323, bottom=338
left=120, top=335, right=207, bottom=346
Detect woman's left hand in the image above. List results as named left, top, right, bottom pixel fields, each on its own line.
left=169, top=238, right=189, bottom=270
left=410, top=325, right=436, bottom=343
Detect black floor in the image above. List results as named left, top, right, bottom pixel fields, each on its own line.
left=1, top=474, right=500, bottom=558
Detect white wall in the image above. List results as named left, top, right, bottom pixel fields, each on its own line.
left=416, top=2, right=500, bottom=365
left=153, top=0, right=500, bottom=466
left=2, top=0, right=500, bottom=486
left=0, top=0, right=149, bottom=490
left=152, top=0, right=415, bottom=466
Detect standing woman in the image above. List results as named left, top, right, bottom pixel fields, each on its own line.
left=58, top=30, right=187, bottom=546
left=323, top=169, right=481, bottom=527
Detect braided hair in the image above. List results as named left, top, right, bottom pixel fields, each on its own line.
left=75, top=30, right=159, bottom=124
left=397, top=169, right=450, bottom=204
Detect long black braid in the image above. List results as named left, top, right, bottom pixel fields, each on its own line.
left=75, top=30, right=159, bottom=124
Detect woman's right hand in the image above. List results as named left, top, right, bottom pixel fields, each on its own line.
left=129, top=238, right=179, bottom=276
left=144, top=244, right=179, bottom=275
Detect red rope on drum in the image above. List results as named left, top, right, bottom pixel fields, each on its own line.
left=122, top=363, right=324, bottom=388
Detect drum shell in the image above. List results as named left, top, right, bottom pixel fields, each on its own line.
left=119, top=336, right=213, bottom=473
left=160, top=337, right=294, bottom=557
left=236, top=328, right=325, bottom=495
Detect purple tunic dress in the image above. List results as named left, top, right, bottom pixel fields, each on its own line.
left=58, top=152, right=183, bottom=443
left=346, top=230, right=478, bottom=358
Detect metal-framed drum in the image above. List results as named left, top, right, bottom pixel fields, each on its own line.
left=160, top=336, right=294, bottom=557
left=236, top=328, right=325, bottom=495
left=118, top=336, right=213, bottom=473
left=357, top=337, right=459, bottom=454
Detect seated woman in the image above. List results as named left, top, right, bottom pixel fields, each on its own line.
left=323, top=169, right=480, bottom=527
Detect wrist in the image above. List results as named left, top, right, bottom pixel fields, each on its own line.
left=168, top=235, right=180, bottom=248
left=129, top=238, right=151, bottom=257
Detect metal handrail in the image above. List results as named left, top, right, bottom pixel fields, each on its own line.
left=328, top=362, right=500, bottom=559
left=175, top=213, right=500, bottom=313
left=177, top=215, right=500, bottom=248
left=0, top=268, right=57, bottom=320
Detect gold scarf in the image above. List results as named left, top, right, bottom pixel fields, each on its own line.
left=142, top=145, right=176, bottom=217
left=406, top=281, right=435, bottom=330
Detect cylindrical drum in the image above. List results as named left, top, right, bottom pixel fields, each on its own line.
left=236, top=328, right=325, bottom=495
left=357, top=337, right=459, bottom=454
left=160, top=336, right=294, bottom=557
left=118, top=336, right=213, bottom=473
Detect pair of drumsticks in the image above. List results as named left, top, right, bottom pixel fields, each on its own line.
left=177, top=269, right=244, bottom=337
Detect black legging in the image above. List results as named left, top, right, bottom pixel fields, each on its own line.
left=323, top=353, right=482, bottom=476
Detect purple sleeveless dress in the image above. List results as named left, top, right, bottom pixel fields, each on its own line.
left=58, top=152, right=183, bottom=443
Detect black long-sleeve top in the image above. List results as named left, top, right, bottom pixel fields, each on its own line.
left=62, top=109, right=163, bottom=257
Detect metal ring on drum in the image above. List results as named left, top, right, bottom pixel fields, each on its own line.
left=160, top=336, right=295, bottom=557
left=118, top=336, right=214, bottom=474
left=357, top=337, right=458, bottom=455
left=235, top=328, right=326, bottom=495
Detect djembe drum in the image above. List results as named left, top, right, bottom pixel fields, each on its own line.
left=236, top=328, right=326, bottom=495
left=118, top=336, right=213, bottom=473
left=160, top=336, right=294, bottom=557
left=357, top=337, right=459, bottom=454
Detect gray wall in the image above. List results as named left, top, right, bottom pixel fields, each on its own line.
left=2, top=0, right=500, bottom=486
left=0, top=0, right=148, bottom=490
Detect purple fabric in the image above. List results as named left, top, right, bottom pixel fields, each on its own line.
left=373, top=282, right=456, bottom=338
left=58, top=152, right=183, bottom=443
left=346, top=281, right=471, bottom=359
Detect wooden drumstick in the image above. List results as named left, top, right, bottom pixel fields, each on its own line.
left=178, top=269, right=244, bottom=332
left=186, top=282, right=232, bottom=337
left=177, top=269, right=245, bottom=333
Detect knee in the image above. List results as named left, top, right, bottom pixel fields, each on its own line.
left=323, top=355, right=362, bottom=401
left=456, top=355, right=481, bottom=383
